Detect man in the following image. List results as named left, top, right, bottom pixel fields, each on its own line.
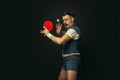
left=40, top=12, right=81, bottom=80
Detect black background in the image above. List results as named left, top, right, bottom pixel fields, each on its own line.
left=32, top=0, right=119, bottom=80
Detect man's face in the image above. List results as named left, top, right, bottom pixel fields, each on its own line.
left=62, top=15, right=74, bottom=29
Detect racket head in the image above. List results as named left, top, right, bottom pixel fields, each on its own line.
left=43, top=20, right=53, bottom=32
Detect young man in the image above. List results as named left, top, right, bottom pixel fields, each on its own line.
left=40, top=12, right=81, bottom=80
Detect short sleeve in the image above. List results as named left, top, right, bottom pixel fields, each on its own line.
left=65, top=28, right=80, bottom=39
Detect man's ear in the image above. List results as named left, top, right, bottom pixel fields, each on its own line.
left=71, top=17, right=74, bottom=22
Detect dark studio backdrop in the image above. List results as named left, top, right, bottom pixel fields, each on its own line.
left=32, top=0, right=119, bottom=80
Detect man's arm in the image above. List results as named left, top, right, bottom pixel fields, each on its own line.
left=47, top=28, right=80, bottom=45
left=48, top=33, right=71, bottom=45
left=56, top=23, right=66, bottom=36
left=40, top=26, right=71, bottom=45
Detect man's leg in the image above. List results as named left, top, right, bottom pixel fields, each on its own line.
left=58, top=68, right=67, bottom=80
left=67, top=70, right=77, bottom=80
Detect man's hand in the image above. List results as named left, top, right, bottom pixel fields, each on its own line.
left=40, top=26, right=50, bottom=35
left=56, top=23, right=62, bottom=34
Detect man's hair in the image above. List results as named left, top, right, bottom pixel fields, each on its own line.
left=62, top=12, right=75, bottom=18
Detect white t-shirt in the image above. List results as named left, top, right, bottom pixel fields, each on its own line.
left=65, top=28, right=80, bottom=40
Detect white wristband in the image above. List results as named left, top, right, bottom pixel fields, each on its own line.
left=46, top=33, right=53, bottom=38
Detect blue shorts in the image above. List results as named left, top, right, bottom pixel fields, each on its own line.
left=62, top=55, right=80, bottom=71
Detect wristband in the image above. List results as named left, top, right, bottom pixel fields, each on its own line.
left=46, top=33, right=53, bottom=38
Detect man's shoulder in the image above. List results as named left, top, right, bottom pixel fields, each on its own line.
left=70, top=26, right=80, bottom=31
